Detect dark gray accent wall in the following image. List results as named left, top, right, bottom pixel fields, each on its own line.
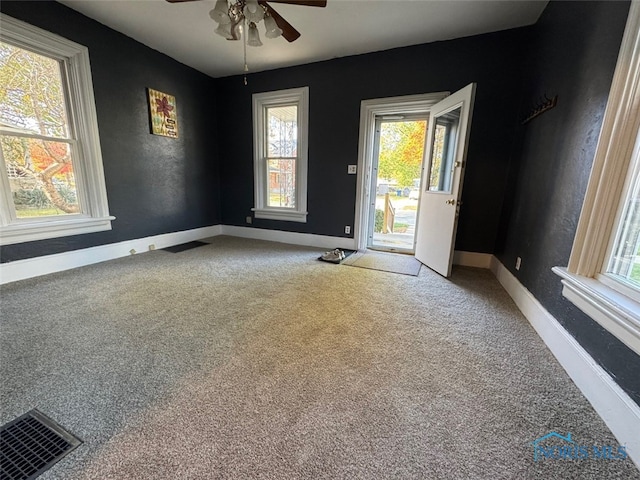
left=0, top=1, right=221, bottom=263
left=496, top=1, right=640, bottom=406
left=217, top=28, right=528, bottom=253
left=3, top=0, right=637, bottom=408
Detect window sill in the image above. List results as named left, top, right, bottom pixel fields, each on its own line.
left=0, top=216, right=115, bottom=246
left=552, top=266, right=640, bottom=356
left=252, top=208, right=307, bottom=223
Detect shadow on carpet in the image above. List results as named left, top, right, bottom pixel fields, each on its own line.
left=341, top=250, right=422, bottom=276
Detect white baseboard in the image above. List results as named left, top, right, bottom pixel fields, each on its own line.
left=0, top=225, right=223, bottom=285
left=453, top=250, right=493, bottom=268
left=220, top=225, right=357, bottom=250
left=0, top=225, right=355, bottom=284
left=490, top=257, right=640, bottom=470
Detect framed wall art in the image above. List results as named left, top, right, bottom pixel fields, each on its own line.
left=147, top=88, right=178, bottom=138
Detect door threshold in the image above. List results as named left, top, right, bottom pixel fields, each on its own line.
left=368, top=246, right=415, bottom=256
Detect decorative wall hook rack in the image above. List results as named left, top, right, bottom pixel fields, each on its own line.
left=522, top=94, right=558, bottom=124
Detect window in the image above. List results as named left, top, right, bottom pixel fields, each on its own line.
left=553, top=2, right=640, bottom=356
left=0, top=14, right=112, bottom=245
left=252, top=87, right=308, bottom=222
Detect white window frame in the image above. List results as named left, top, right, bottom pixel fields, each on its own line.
left=553, top=1, right=640, bottom=356
left=0, top=14, right=113, bottom=245
left=252, top=87, right=308, bottom=223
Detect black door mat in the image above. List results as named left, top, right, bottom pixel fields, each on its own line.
left=1, top=409, right=82, bottom=480
left=162, top=241, right=208, bottom=253
left=318, top=249, right=357, bottom=264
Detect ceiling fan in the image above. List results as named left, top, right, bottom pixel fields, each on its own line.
left=166, top=0, right=327, bottom=44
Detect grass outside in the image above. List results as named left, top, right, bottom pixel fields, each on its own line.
left=268, top=193, right=293, bottom=207
left=15, top=207, right=68, bottom=218
left=631, top=263, right=640, bottom=284
left=393, top=222, right=409, bottom=233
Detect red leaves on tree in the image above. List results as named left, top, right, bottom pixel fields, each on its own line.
left=30, top=141, right=71, bottom=175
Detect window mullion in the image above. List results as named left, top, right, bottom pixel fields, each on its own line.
left=0, top=141, right=17, bottom=224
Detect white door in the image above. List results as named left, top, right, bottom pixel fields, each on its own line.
left=414, top=83, right=476, bottom=277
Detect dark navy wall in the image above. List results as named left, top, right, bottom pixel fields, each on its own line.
left=0, top=1, right=221, bottom=263
left=217, top=28, right=528, bottom=253
left=496, top=1, right=640, bottom=406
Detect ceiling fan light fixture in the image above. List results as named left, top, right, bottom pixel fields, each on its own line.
left=214, top=21, right=234, bottom=39
left=247, top=22, right=263, bottom=47
left=263, top=14, right=282, bottom=39
left=210, top=0, right=231, bottom=24
left=243, top=0, right=264, bottom=23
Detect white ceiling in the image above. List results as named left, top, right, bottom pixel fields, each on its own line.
left=58, top=0, right=548, bottom=78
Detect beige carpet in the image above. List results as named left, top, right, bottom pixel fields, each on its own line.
left=341, top=250, right=422, bottom=276
left=1, top=236, right=638, bottom=479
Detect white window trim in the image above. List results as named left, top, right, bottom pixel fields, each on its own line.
left=252, top=87, right=308, bottom=223
left=0, top=14, right=113, bottom=245
left=553, top=1, right=640, bottom=356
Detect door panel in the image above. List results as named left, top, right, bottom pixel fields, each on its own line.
left=415, top=83, right=476, bottom=277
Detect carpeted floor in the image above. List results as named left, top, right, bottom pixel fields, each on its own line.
left=0, top=236, right=638, bottom=479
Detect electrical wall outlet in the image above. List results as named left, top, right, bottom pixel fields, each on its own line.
left=246, top=216, right=252, bottom=224
left=515, top=256, right=522, bottom=270
left=348, top=165, right=357, bottom=174
left=345, top=226, right=351, bottom=234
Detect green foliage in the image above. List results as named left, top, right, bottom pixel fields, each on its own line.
left=378, top=120, right=427, bottom=187
left=374, top=209, right=384, bottom=233
left=13, top=188, right=50, bottom=208
left=55, top=183, right=77, bottom=204
left=12, top=183, right=75, bottom=209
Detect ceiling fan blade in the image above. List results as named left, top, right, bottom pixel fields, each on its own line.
left=265, top=0, right=327, bottom=7
left=261, top=3, right=301, bottom=42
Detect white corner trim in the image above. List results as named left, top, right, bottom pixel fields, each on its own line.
left=220, top=225, right=356, bottom=250
left=0, top=225, right=222, bottom=285
left=453, top=250, right=493, bottom=268
left=490, top=256, right=640, bottom=470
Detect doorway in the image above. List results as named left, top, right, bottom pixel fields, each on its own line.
left=367, top=116, right=428, bottom=254
left=354, top=92, right=448, bottom=252
left=355, top=85, right=476, bottom=277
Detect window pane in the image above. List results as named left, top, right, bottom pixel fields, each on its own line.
left=1, top=135, right=79, bottom=217
left=267, top=158, right=295, bottom=208
left=267, top=105, right=297, bottom=157
left=607, top=141, right=640, bottom=288
left=0, top=42, right=69, bottom=138
left=428, top=107, right=461, bottom=193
